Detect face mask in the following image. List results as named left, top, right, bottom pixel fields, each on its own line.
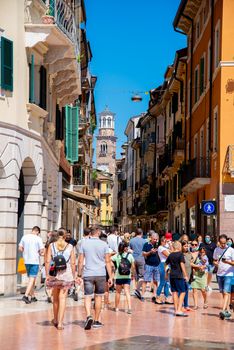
left=205, top=237, right=211, bottom=244
left=227, top=242, right=232, bottom=247
left=191, top=247, right=199, bottom=252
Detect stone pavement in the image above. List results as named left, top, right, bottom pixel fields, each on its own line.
left=0, top=287, right=233, bottom=350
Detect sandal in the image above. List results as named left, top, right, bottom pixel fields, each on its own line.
left=193, top=306, right=198, bottom=310
left=203, top=303, right=208, bottom=309
left=57, top=324, right=64, bottom=330
left=51, top=319, right=58, bottom=328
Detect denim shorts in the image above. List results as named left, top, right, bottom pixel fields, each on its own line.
left=170, top=278, right=188, bottom=293
left=143, top=264, right=160, bottom=282
left=83, top=276, right=106, bottom=296
left=217, top=275, right=233, bottom=293
left=207, top=264, right=215, bottom=274
left=25, top=264, right=39, bottom=277
left=116, top=278, right=131, bottom=285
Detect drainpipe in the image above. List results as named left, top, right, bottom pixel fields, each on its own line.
left=209, top=0, right=214, bottom=153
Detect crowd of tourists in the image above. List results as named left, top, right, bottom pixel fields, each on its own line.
left=18, top=225, right=234, bottom=330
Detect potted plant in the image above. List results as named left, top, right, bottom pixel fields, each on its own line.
left=42, top=4, right=54, bottom=24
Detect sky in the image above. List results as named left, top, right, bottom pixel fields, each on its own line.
left=85, top=0, right=186, bottom=158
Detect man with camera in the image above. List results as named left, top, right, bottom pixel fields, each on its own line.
left=140, top=231, right=160, bottom=301
left=213, top=234, right=234, bottom=319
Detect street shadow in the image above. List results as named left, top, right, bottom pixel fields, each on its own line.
left=158, top=309, right=175, bottom=316
left=36, top=320, right=55, bottom=327
left=71, top=320, right=86, bottom=328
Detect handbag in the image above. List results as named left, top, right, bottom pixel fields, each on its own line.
left=17, top=257, right=26, bottom=274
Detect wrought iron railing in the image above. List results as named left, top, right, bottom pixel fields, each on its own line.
left=49, top=0, right=79, bottom=56
left=181, top=157, right=211, bottom=189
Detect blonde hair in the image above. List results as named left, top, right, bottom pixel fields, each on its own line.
left=56, top=228, right=66, bottom=251
left=172, top=240, right=182, bottom=251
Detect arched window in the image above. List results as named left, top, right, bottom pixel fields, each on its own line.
left=108, top=117, right=111, bottom=127
left=103, top=117, right=106, bottom=128
left=100, top=143, right=107, bottom=155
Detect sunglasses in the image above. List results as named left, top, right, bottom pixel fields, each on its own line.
left=191, top=243, right=198, bottom=246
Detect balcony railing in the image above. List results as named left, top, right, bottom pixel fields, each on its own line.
left=180, top=157, right=211, bottom=192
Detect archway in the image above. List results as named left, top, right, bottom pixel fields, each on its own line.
left=16, top=157, right=38, bottom=284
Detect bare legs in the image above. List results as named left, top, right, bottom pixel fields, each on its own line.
left=123, top=284, right=131, bottom=310
left=115, top=284, right=131, bottom=311
left=52, top=288, right=68, bottom=329
left=222, top=292, right=230, bottom=311
left=172, top=291, right=185, bottom=314
left=25, top=277, right=36, bottom=298
left=192, top=288, right=207, bottom=308
left=115, top=285, right=122, bottom=310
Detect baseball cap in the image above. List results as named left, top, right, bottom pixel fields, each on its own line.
left=165, top=232, right=172, bottom=240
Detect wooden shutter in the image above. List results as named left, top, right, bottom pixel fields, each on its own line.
left=29, top=54, right=34, bottom=103
left=200, top=57, right=205, bottom=96
left=65, top=105, right=79, bottom=163
left=1, top=36, right=13, bottom=91
left=39, top=66, right=47, bottom=109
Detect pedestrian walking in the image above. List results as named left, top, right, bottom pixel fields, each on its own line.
left=18, top=226, right=44, bottom=304
left=181, top=240, right=193, bottom=311
left=129, top=228, right=146, bottom=300
left=165, top=241, right=188, bottom=317
left=44, top=231, right=58, bottom=303
left=141, top=231, right=160, bottom=301
left=191, top=244, right=209, bottom=309
left=45, top=228, right=76, bottom=330
left=156, top=235, right=173, bottom=304
left=213, top=234, right=234, bottom=319
left=77, top=225, right=113, bottom=330
left=107, top=226, right=122, bottom=253
left=111, top=241, right=135, bottom=314
left=200, top=234, right=216, bottom=291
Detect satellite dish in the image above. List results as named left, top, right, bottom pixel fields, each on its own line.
left=131, top=94, right=142, bottom=102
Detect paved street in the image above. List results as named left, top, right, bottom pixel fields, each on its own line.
left=0, top=288, right=233, bottom=350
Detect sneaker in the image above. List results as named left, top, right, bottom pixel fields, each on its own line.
left=224, top=311, right=232, bottom=319
left=31, top=297, right=38, bottom=302
left=134, top=290, right=142, bottom=300
left=84, top=316, right=93, bottom=330
left=152, top=296, right=156, bottom=303
left=92, top=321, right=103, bottom=328
left=47, top=297, right=52, bottom=303
left=141, top=297, right=145, bottom=302
left=206, top=286, right=212, bottom=292
left=126, top=309, right=132, bottom=314
left=22, top=295, right=31, bottom=304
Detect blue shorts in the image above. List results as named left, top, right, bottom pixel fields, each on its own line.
left=144, top=264, right=160, bottom=283
left=116, top=279, right=131, bottom=285
left=207, top=264, right=215, bottom=274
left=170, top=278, right=188, bottom=293
left=217, top=276, right=233, bottom=293
left=25, top=264, right=39, bottom=277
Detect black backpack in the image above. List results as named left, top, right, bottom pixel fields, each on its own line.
left=118, top=253, right=131, bottom=275
left=49, top=243, right=69, bottom=276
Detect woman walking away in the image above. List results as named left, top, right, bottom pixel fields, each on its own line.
left=165, top=241, right=189, bottom=317
left=111, top=241, right=135, bottom=314
left=191, top=244, right=209, bottom=310
left=45, top=228, right=76, bottom=330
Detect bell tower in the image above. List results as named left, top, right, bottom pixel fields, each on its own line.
left=96, top=106, right=117, bottom=175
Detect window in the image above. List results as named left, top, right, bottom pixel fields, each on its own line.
left=207, top=41, right=211, bottom=85
left=213, top=106, right=218, bottom=152
left=196, top=19, right=200, bottom=41
left=194, top=66, right=199, bottom=103
left=200, top=55, right=205, bottom=96
left=206, top=118, right=209, bottom=158
left=214, top=21, right=220, bottom=69
left=1, top=36, right=13, bottom=91
left=100, top=143, right=107, bottom=155
left=107, top=117, right=111, bottom=128
left=65, top=105, right=79, bottom=163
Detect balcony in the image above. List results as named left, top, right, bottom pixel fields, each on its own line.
left=181, top=157, right=211, bottom=193
left=25, top=0, right=80, bottom=107
left=101, top=189, right=112, bottom=197
left=159, top=150, right=173, bottom=174
left=172, top=136, right=184, bottom=165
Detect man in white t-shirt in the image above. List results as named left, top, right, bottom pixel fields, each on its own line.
left=213, top=234, right=234, bottom=319
left=19, top=226, right=44, bottom=304
left=107, top=226, right=121, bottom=253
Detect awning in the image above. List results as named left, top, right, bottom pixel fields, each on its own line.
left=62, top=188, right=96, bottom=205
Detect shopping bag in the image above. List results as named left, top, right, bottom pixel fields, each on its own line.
left=17, top=257, right=26, bottom=274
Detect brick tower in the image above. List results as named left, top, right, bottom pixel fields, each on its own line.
left=96, top=106, right=117, bottom=175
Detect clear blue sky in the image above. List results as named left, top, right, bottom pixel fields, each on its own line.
left=85, top=0, right=186, bottom=157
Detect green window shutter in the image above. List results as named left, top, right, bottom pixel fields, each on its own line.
left=1, top=37, right=13, bottom=91
left=65, top=105, right=79, bottom=163
left=29, top=54, right=35, bottom=103
left=200, top=57, right=204, bottom=96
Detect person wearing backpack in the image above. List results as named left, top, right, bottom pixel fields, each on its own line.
left=111, top=241, right=135, bottom=314
left=45, top=228, right=76, bottom=330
